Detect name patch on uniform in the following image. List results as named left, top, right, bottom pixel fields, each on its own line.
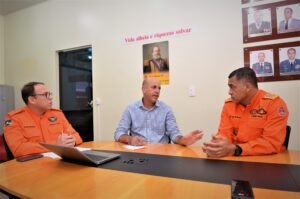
left=278, top=107, right=286, bottom=116
left=250, top=108, right=267, bottom=117
left=4, top=120, right=12, bottom=127
left=48, top=116, right=57, bottom=122
left=23, top=125, right=36, bottom=128
left=229, top=115, right=241, bottom=119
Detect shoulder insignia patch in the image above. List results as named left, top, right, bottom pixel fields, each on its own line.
left=278, top=107, right=287, bottom=117
left=263, top=93, right=278, bottom=100
left=4, top=120, right=12, bottom=127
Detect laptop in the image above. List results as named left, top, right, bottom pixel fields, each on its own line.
left=40, top=143, right=120, bottom=166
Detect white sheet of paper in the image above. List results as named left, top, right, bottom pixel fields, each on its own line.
left=42, top=152, right=61, bottom=159
left=123, top=145, right=145, bottom=150
left=76, top=147, right=91, bottom=151
left=42, top=147, right=91, bottom=159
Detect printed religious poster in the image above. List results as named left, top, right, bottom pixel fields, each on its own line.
left=143, top=41, right=169, bottom=85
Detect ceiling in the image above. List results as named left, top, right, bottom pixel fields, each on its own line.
left=0, top=0, right=47, bottom=16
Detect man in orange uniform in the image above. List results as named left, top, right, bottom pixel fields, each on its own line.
left=4, top=82, right=83, bottom=158
left=203, top=67, right=289, bottom=157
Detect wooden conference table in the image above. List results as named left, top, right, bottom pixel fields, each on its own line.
left=0, top=141, right=299, bottom=199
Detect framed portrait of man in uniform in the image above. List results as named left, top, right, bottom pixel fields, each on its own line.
left=242, top=0, right=300, bottom=43
left=244, top=41, right=300, bottom=82
left=143, top=41, right=169, bottom=85
left=247, top=8, right=272, bottom=38
left=250, top=49, right=274, bottom=77
left=279, top=46, right=300, bottom=76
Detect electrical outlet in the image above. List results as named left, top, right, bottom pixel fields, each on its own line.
left=188, top=85, right=196, bottom=97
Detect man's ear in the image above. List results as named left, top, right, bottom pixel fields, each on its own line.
left=142, top=86, right=147, bottom=94
left=28, top=96, right=36, bottom=104
left=244, top=81, right=253, bottom=92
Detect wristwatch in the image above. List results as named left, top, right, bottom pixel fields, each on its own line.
left=234, top=145, right=243, bottom=156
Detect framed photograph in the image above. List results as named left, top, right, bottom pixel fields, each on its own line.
left=279, top=46, right=300, bottom=76
left=143, top=41, right=170, bottom=85
left=242, top=0, right=300, bottom=43
left=250, top=49, right=274, bottom=77
left=247, top=8, right=272, bottom=38
left=244, top=41, right=300, bottom=82
left=276, top=3, right=300, bottom=34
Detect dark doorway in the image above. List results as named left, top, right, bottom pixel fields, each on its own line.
left=58, top=47, right=93, bottom=142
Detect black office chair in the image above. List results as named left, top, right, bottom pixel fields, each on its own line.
left=283, top=125, right=291, bottom=150
left=0, top=133, right=14, bottom=162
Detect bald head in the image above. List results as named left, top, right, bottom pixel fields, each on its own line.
left=142, top=77, right=160, bottom=88
left=142, top=78, right=161, bottom=108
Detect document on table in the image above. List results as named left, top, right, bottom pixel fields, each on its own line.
left=76, top=147, right=91, bottom=151
left=123, top=145, right=145, bottom=150
left=42, top=152, right=61, bottom=159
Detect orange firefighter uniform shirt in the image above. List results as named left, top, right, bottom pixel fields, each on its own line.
left=4, top=106, right=83, bottom=157
left=218, top=90, right=289, bottom=156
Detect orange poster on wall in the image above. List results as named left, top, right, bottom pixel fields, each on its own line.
left=143, top=41, right=169, bottom=85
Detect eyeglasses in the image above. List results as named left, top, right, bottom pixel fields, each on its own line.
left=33, top=92, right=53, bottom=99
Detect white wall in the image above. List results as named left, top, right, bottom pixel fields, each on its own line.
left=0, top=14, right=4, bottom=84
left=3, top=0, right=300, bottom=149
